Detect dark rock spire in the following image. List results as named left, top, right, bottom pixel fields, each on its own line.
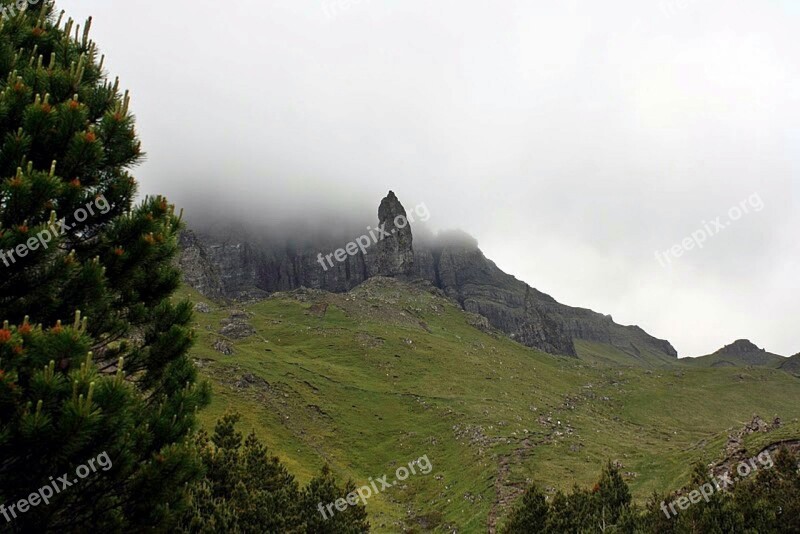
left=369, top=191, right=414, bottom=277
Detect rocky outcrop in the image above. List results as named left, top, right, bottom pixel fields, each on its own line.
left=779, top=353, right=800, bottom=375
left=213, top=339, right=234, bottom=355
left=717, top=415, right=786, bottom=476
left=686, top=339, right=786, bottom=367
left=178, top=191, right=678, bottom=359
left=369, top=190, right=414, bottom=277
left=718, top=340, right=783, bottom=364
left=219, top=311, right=256, bottom=340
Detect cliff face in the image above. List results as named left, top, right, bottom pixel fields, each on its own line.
left=781, top=354, right=800, bottom=376
left=177, top=231, right=226, bottom=300
left=410, top=239, right=676, bottom=358
left=410, top=242, right=576, bottom=355
left=179, top=192, right=677, bottom=359
left=179, top=191, right=417, bottom=299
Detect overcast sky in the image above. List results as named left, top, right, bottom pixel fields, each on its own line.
left=60, top=0, right=799, bottom=357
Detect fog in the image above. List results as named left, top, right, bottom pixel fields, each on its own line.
left=59, top=0, right=800, bottom=357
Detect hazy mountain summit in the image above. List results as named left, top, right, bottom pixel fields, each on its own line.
left=179, top=191, right=677, bottom=360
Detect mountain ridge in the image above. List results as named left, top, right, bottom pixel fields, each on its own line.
left=684, top=339, right=789, bottom=368
left=179, top=276, right=800, bottom=531
left=178, top=191, right=677, bottom=360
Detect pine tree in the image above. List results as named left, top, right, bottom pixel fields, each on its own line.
left=595, top=460, right=631, bottom=524
left=507, top=463, right=635, bottom=532
left=547, top=487, right=598, bottom=532
left=501, top=483, right=550, bottom=533
left=299, top=466, right=369, bottom=534
left=181, top=413, right=303, bottom=533
left=181, top=414, right=370, bottom=534
left=638, top=492, right=678, bottom=534
left=768, top=447, right=800, bottom=531
left=0, top=1, right=209, bottom=530
left=507, top=451, right=800, bottom=532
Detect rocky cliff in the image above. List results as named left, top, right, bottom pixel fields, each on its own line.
left=780, top=354, right=800, bottom=375
left=407, top=234, right=676, bottom=358
left=179, top=192, right=677, bottom=359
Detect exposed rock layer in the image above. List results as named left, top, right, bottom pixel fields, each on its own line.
left=179, top=192, right=677, bottom=359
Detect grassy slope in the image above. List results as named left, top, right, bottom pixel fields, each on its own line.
left=574, top=339, right=680, bottom=368
left=179, top=279, right=800, bottom=532
left=682, top=352, right=787, bottom=368
left=680, top=342, right=788, bottom=368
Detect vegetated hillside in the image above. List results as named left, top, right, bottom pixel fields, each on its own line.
left=683, top=339, right=787, bottom=368
left=573, top=339, right=681, bottom=369
left=180, top=277, right=800, bottom=533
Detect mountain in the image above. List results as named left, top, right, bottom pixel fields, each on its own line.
left=175, top=192, right=800, bottom=531
left=178, top=191, right=677, bottom=362
left=179, top=277, right=800, bottom=532
left=778, top=353, right=800, bottom=376
left=685, top=339, right=787, bottom=368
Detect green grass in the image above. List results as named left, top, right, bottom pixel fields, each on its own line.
left=575, top=339, right=681, bottom=368
left=179, top=278, right=800, bottom=532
